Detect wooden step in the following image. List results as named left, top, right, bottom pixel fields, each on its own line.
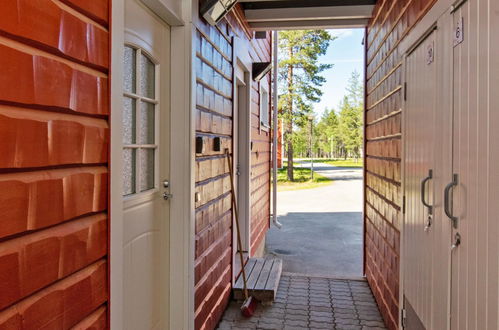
left=233, top=258, right=282, bottom=303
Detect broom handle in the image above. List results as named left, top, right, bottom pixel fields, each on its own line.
left=226, top=149, right=249, bottom=300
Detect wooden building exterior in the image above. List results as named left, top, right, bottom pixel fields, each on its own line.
left=0, top=0, right=110, bottom=328
left=0, top=0, right=497, bottom=329
left=192, top=5, right=272, bottom=329
left=364, top=0, right=438, bottom=328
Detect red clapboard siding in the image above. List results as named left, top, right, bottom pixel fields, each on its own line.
left=0, top=45, right=109, bottom=116
left=0, top=0, right=108, bottom=69
left=365, top=0, right=437, bottom=329
left=0, top=260, right=107, bottom=329
left=0, top=167, right=108, bottom=239
left=60, top=0, right=109, bottom=26
left=0, top=214, right=107, bottom=310
left=71, top=306, right=107, bottom=330
left=0, top=112, right=108, bottom=168
left=193, top=6, right=272, bottom=329
left=0, top=0, right=110, bottom=327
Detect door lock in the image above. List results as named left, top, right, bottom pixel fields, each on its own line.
left=162, top=180, right=172, bottom=200
left=451, top=232, right=461, bottom=251
left=424, top=214, right=433, bottom=232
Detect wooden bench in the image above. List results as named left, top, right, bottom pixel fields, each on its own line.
left=233, top=258, right=282, bottom=303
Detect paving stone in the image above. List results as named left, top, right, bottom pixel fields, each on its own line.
left=310, top=310, right=333, bottom=318
left=335, top=317, right=361, bottom=326
left=286, top=303, right=309, bottom=311
left=309, top=321, right=335, bottom=329
left=285, top=308, right=308, bottom=316
left=258, top=317, right=285, bottom=325
left=357, top=313, right=383, bottom=322
left=283, top=326, right=307, bottom=330
left=217, top=320, right=234, bottom=329
left=335, top=325, right=362, bottom=330
left=309, top=315, right=334, bottom=323
left=217, top=276, right=386, bottom=330
left=283, top=319, right=308, bottom=328
left=359, top=320, right=386, bottom=327
left=310, top=301, right=332, bottom=308
left=257, top=323, right=283, bottom=330
left=284, top=313, right=309, bottom=322
left=310, top=306, right=333, bottom=312
left=333, top=312, right=358, bottom=319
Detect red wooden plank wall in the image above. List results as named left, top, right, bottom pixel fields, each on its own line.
left=193, top=5, right=271, bottom=329
left=0, top=0, right=110, bottom=328
left=364, top=0, right=437, bottom=329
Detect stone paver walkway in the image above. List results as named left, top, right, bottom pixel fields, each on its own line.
left=217, top=274, right=386, bottom=330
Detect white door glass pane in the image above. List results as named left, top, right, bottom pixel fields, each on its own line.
left=139, top=101, right=155, bottom=144
left=139, top=148, right=155, bottom=191
left=124, top=46, right=136, bottom=93
left=140, top=54, right=155, bottom=99
left=123, top=148, right=136, bottom=195
left=123, top=96, right=136, bottom=144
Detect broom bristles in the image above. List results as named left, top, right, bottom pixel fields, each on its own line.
left=240, top=296, right=258, bottom=317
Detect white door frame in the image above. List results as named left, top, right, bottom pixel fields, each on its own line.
left=232, top=37, right=253, bottom=281
left=110, top=1, right=195, bottom=329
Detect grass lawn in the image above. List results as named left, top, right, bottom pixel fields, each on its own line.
left=277, top=166, right=332, bottom=191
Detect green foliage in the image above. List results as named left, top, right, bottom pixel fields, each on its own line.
left=309, top=71, right=364, bottom=159
left=277, top=166, right=332, bottom=191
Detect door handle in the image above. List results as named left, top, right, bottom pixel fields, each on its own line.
left=421, top=169, right=433, bottom=213
left=444, top=174, right=458, bottom=228
left=421, top=170, right=433, bottom=231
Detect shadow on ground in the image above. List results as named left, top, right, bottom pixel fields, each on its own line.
left=266, top=212, right=363, bottom=278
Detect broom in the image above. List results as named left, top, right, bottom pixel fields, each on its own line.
left=225, top=149, right=258, bottom=317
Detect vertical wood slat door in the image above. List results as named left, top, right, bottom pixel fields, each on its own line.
left=450, top=1, right=499, bottom=329
left=403, top=30, right=439, bottom=328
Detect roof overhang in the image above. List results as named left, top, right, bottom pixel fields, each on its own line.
left=239, top=0, right=375, bottom=30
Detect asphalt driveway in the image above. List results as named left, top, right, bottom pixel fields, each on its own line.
left=266, top=163, right=363, bottom=278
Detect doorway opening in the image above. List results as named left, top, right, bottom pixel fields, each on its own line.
left=266, top=28, right=366, bottom=279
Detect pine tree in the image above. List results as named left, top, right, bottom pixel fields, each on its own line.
left=278, top=30, right=333, bottom=181
left=338, top=71, right=363, bottom=159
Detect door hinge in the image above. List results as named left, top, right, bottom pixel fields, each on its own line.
left=404, top=82, right=407, bottom=101
left=401, top=308, right=407, bottom=328
left=402, top=195, right=406, bottom=214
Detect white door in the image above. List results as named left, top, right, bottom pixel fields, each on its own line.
left=403, top=28, right=451, bottom=330
left=450, top=3, right=499, bottom=329
left=122, top=0, right=171, bottom=329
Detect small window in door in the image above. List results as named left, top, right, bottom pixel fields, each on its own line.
left=122, top=45, right=158, bottom=196
left=259, top=82, right=270, bottom=131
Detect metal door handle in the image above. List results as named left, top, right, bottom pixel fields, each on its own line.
left=444, top=174, right=458, bottom=228
left=163, top=192, right=173, bottom=200
left=421, top=169, right=433, bottom=214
